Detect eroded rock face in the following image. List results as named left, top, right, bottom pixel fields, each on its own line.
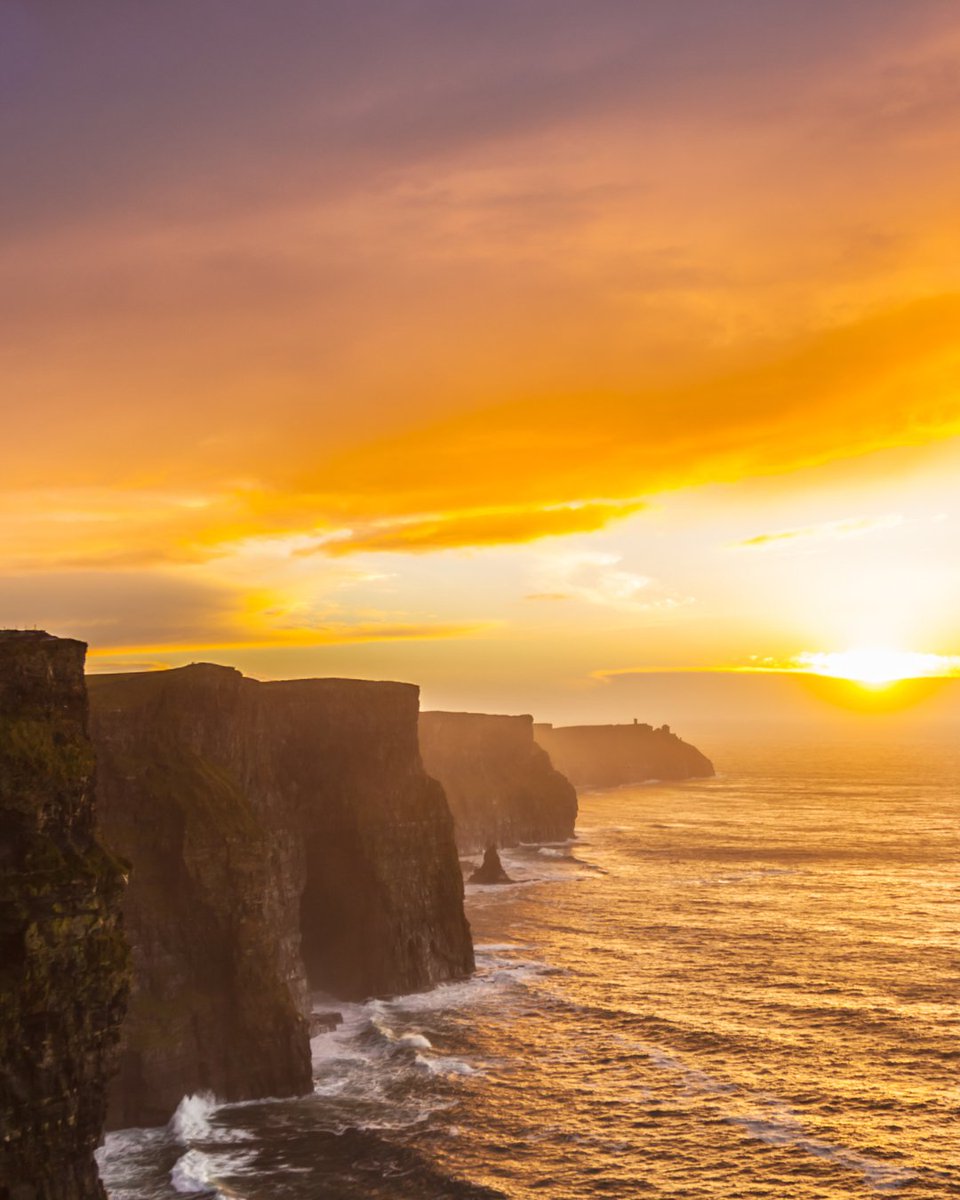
left=0, top=631, right=129, bottom=1200
left=533, top=722, right=714, bottom=787
left=419, top=712, right=577, bottom=853
left=270, top=680, right=474, bottom=1001
left=89, top=665, right=474, bottom=1129
left=88, top=665, right=311, bottom=1131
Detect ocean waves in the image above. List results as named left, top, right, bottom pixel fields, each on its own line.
left=102, top=740, right=960, bottom=1198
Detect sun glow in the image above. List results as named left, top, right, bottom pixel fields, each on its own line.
left=797, top=648, right=960, bottom=686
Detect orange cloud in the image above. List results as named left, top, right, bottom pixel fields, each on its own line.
left=297, top=500, right=646, bottom=557
left=84, top=620, right=490, bottom=659
left=294, top=293, right=960, bottom=546
left=0, top=568, right=492, bottom=665
left=6, top=9, right=960, bottom=583
left=5, top=294, right=960, bottom=570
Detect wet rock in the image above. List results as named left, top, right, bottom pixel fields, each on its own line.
left=469, top=846, right=513, bottom=885
left=309, top=1011, right=344, bottom=1035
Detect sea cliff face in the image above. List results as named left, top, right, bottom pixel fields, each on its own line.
left=533, top=722, right=714, bottom=787
left=267, top=680, right=474, bottom=1000
left=419, top=711, right=578, bottom=852
left=89, top=664, right=474, bottom=1129
left=0, top=632, right=129, bottom=1200
left=88, top=665, right=312, bottom=1130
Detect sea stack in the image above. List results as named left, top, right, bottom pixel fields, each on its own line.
left=89, top=664, right=474, bottom=1129
left=468, top=846, right=513, bottom=885
left=0, top=632, right=129, bottom=1200
left=533, top=721, right=714, bottom=787
left=419, top=711, right=578, bottom=853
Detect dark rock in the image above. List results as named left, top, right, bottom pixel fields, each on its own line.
left=468, top=846, right=512, bottom=885
left=309, top=1011, right=344, bottom=1035
left=419, top=712, right=577, bottom=853
left=533, top=721, right=714, bottom=787
left=0, top=631, right=129, bottom=1200
left=89, top=664, right=474, bottom=1128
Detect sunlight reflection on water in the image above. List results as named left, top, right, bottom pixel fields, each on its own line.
left=100, top=735, right=960, bottom=1199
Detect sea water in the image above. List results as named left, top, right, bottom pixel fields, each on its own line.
left=98, top=734, right=960, bottom=1198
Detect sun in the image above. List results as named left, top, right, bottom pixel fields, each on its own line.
left=797, top=648, right=960, bottom=687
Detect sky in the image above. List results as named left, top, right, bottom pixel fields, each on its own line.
left=3, top=1, right=960, bottom=724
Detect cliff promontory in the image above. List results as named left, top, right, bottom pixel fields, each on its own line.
left=419, top=711, right=577, bottom=852
left=89, top=665, right=474, bottom=1129
left=533, top=721, right=714, bottom=787
left=0, top=632, right=129, bottom=1200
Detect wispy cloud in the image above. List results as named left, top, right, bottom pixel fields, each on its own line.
left=0, top=569, right=493, bottom=662
left=733, top=513, right=905, bottom=549
left=294, top=500, right=646, bottom=558
left=531, top=551, right=689, bottom=613
left=734, top=649, right=960, bottom=680
left=84, top=620, right=490, bottom=659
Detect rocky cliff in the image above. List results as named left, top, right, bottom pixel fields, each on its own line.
left=89, top=665, right=473, bottom=1129
left=419, top=712, right=577, bottom=852
left=88, top=665, right=312, bottom=1130
left=533, top=722, right=714, bottom=787
left=0, top=631, right=129, bottom=1200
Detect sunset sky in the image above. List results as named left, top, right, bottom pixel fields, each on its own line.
left=4, top=1, right=960, bottom=723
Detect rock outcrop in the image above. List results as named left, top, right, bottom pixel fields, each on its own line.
left=0, top=632, right=129, bottom=1200
left=468, top=846, right=512, bottom=885
left=89, top=664, right=474, bottom=1129
left=419, top=712, right=577, bottom=852
left=533, top=721, right=714, bottom=787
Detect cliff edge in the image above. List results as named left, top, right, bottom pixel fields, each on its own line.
left=533, top=721, right=714, bottom=788
left=420, top=711, right=577, bottom=852
left=0, top=632, right=129, bottom=1200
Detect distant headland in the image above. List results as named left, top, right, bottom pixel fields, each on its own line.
left=534, top=720, right=714, bottom=788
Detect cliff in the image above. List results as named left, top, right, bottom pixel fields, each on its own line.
left=419, top=712, right=577, bottom=852
left=89, top=664, right=473, bottom=1129
left=533, top=721, right=714, bottom=787
left=0, top=632, right=129, bottom=1200
left=88, top=665, right=312, bottom=1130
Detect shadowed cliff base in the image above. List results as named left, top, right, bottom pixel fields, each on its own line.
left=0, top=631, right=129, bottom=1200
left=88, top=664, right=473, bottom=1130
left=533, top=721, right=714, bottom=788
left=419, top=711, right=577, bottom=853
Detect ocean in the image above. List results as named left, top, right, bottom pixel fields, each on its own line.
left=98, top=734, right=960, bottom=1198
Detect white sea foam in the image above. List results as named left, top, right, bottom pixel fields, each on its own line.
left=169, top=1092, right=219, bottom=1143
left=170, top=1147, right=256, bottom=1196
left=398, top=1031, right=433, bottom=1050
left=414, top=1052, right=478, bottom=1076
left=164, top=1091, right=258, bottom=1197
left=95, top=1127, right=170, bottom=1199
left=170, top=1148, right=218, bottom=1194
